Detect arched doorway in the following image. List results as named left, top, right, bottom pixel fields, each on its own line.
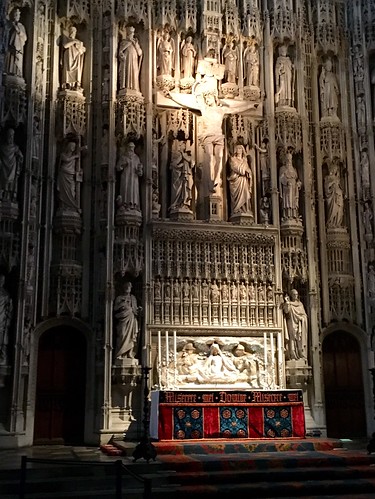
left=33, top=326, right=86, bottom=444
left=323, top=330, right=366, bottom=438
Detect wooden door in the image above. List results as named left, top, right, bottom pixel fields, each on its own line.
left=34, top=326, right=86, bottom=444
left=323, top=331, right=366, bottom=438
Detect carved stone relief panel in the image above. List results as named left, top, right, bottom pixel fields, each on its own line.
left=154, top=333, right=283, bottom=390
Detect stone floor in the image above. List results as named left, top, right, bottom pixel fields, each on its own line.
left=0, top=444, right=137, bottom=470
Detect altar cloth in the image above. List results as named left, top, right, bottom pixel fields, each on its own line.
left=150, top=389, right=305, bottom=440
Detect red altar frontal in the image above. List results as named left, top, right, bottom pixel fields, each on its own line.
left=150, top=389, right=305, bottom=440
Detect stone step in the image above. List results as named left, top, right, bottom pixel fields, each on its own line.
left=171, top=464, right=375, bottom=485
left=0, top=461, right=172, bottom=499
left=171, top=477, right=375, bottom=498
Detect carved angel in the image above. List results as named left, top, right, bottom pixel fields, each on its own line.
left=157, top=31, right=175, bottom=76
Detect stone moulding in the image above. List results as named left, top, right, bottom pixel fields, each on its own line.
left=151, top=222, right=278, bottom=245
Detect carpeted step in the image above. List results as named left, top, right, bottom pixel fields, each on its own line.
left=119, top=438, right=344, bottom=456
left=158, top=450, right=375, bottom=473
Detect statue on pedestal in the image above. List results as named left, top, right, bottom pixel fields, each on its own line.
left=180, top=36, right=196, bottom=79
left=223, top=40, right=238, bottom=84
left=228, top=144, right=253, bottom=216
left=57, top=141, right=84, bottom=211
left=169, top=141, right=194, bottom=211
left=157, top=31, right=174, bottom=76
left=275, top=44, right=294, bottom=108
left=114, top=281, right=140, bottom=360
left=282, top=289, right=308, bottom=361
left=116, top=142, right=143, bottom=212
left=279, top=151, right=301, bottom=221
left=324, top=161, right=344, bottom=229
left=243, top=43, right=259, bottom=87
left=0, top=128, right=23, bottom=202
left=319, top=58, right=339, bottom=119
left=0, top=274, right=12, bottom=365
left=61, top=26, right=86, bottom=90
left=5, top=8, right=27, bottom=78
left=118, top=26, right=143, bottom=92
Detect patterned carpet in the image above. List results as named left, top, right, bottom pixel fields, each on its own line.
left=155, top=449, right=375, bottom=497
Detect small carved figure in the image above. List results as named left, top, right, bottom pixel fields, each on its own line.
left=255, top=141, right=269, bottom=195
left=170, top=141, right=194, bottom=211
left=258, top=284, right=265, bottom=301
left=363, top=201, right=373, bottom=239
left=243, top=43, right=259, bottom=87
left=192, top=280, right=199, bottom=300
left=319, top=58, right=339, bottom=119
left=240, top=282, right=247, bottom=302
left=157, top=31, right=174, bottom=76
left=279, top=152, right=301, bottom=220
left=61, top=26, right=86, bottom=89
left=180, top=36, right=196, bottom=79
left=177, top=342, right=198, bottom=376
left=0, top=128, right=23, bottom=201
left=249, top=282, right=255, bottom=301
left=357, top=95, right=366, bottom=130
left=368, top=264, right=375, bottom=299
left=183, top=279, right=190, bottom=299
left=32, top=116, right=41, bottom=160
left=0, top=274, right=13, bottom=365
left=114, top=281, right=140, bottom=359
left=275, top=44, right=294, bottom=107
left=102, top=67, right=110, bottom=101
left=154, top=279, right=161, bottom=300
left=221, top=281, right=229, bottom=301
left=223, top=40, right=238, bottom=84
left=324, top=161, right=344, bottom=229
left=57, top=141, right=84, bottom=211
left=233, top=344, right=258, bottom=385
left=173, top=279, right=181, bottom=299
left=228, top=144, right=253, bottom=215
left=259, top=196, right=271, bottom=224
left=282, top=289, right=308, bottom=361
left=5, top=8, right=27, bottom=77
left=210, top=280, right=220, bottom=303
left=118, top=26, right=143, bottom=91
left=202, top=279, right=209, bottom=300
left=361, top=150, right=370, bottom=198
left=165, top=280, right=171, bottom=299
left=231, top=282, right=238, bottom=301
left=116, top=142, right=143, bottom=212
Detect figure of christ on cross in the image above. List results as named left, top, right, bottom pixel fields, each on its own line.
left=169, top=90, right=258, bottom=193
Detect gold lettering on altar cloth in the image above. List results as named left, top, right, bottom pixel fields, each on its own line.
left=252, top=391, right=283, bottom=403
left=164, top=392, right=197, bottom=403
left=219, top=392, right=247, bottom=403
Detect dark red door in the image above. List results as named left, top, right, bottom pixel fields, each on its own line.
left=323, top=331, right=366, bottom=438
left=34, top=327, right=86, bottom=444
